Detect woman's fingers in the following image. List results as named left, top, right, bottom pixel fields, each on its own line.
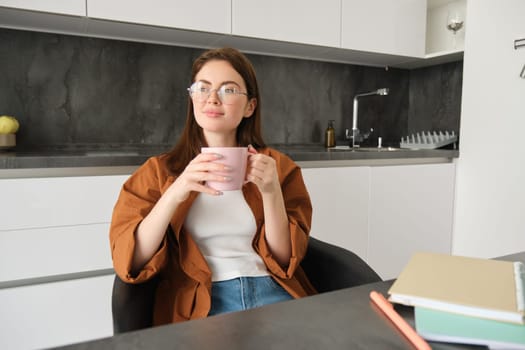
left=189, top=153, right=224, bottom=170
left=247, top=153, right=279, bottom=193
left=169, top=152, right=234, bottom=199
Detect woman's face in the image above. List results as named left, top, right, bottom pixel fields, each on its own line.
left=191, top=60, right=256, bottom=146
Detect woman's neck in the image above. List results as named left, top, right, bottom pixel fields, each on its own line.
left=204, top=132, right=237, bottom=147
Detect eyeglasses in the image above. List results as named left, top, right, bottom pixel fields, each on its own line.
left=187, top=81, right=248, bottom=105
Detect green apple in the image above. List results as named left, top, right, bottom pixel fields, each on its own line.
left=0, top=115, right=19, bottom=134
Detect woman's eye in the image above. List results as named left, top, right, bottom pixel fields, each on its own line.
left=223, top=87, right=236, bottom=94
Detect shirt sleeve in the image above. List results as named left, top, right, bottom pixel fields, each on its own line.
left=109, top=156, right=171, bottom=283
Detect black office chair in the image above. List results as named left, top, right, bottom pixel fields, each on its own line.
left=112, top=236, right=382, bottom=334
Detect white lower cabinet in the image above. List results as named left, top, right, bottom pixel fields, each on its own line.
left=0, top=174, right=129, bottom=349
left=301, top=166, right=370, bottom=262
left=368, top=163, right=456, bottom=280
left=0, top=163, right=456, bottom=348
left=0, top=175, right=128, bottom=231
left=0, top=275, right=114, bottom=350
left=0, top=223, right=112, bottom=283
left=301, top=161, right=456, bottom=280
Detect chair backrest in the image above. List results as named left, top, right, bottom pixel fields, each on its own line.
left=112, top=273, right=159, bottom=334
left=301, top=237, right=381, bottom=293
left=112, top=236, right=382, bottom=334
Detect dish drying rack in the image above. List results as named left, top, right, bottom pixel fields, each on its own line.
left=400, top=131, right=457, bottom=149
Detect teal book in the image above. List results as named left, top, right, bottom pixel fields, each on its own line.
left=415, top=306, right=525, bottom=350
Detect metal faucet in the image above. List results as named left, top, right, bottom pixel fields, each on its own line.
left=346, top=88, right=389, bottom=148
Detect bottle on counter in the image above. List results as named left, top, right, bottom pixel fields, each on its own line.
left=325, top=120, right=336, bottom=148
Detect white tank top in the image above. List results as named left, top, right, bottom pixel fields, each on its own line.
left=184, top=190, right=269, bottom=282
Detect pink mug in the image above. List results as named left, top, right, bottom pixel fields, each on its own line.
left=201, top=147, right=248, bottom=191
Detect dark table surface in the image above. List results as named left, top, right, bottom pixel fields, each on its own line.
left=55, top=252, right=524, bottom=350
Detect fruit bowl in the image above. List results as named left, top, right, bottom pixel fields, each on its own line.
left=0, top=133, right=16, bottom=150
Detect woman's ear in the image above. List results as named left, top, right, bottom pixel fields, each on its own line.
left=243, top=98, right=257, bottom=118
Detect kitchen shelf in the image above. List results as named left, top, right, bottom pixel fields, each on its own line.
left=394, top=49, right=464, bottom=69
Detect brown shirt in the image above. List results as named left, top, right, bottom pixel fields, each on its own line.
left=109, top=147, right=316, bottom=325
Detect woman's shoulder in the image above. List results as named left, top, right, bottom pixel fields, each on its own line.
left=259, top=147, right=298, bottom=169
left=259, top=146, right=284, bottom=157
left=129, top=153, right=174, bottom=181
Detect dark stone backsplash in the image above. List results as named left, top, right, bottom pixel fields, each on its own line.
left=408, top=61, right=463, bottom=136
left=0, top=28, right=462, bottom=150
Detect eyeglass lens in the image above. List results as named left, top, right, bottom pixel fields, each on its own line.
left=188, top=82, right=246, bottom=105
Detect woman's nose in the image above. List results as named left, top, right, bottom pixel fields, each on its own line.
left=206, top=89, right=221, bottom=104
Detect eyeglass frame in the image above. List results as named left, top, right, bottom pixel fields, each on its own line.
left=187, top=81, right=249, bottom=105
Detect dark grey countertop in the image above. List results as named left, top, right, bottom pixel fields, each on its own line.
left=0, top=143, right=459, bottom=170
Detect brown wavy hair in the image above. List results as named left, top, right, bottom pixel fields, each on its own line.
left=166, top=47, right=266, bottom=175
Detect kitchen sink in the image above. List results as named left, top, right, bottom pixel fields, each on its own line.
left=354, top=147, right=402, bottom=152
left=332, top=146, right=403, bottom=152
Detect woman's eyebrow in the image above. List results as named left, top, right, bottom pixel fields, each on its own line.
left=196, top=79, right=242, bottom=87
left=220, top=80, right=242, bottom=87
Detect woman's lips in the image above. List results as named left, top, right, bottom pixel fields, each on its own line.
left=203, top=110, right=224, bottom=118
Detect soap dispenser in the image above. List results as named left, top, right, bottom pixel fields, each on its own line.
left=325, top=120, right=336, bottom=148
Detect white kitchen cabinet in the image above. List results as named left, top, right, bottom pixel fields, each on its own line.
left=232, top=0, right=341, bottom=48
left=341, top=0, right=426, bottom=58
left=0, top=274, right=114, bottom=350
left=368, top=162, right=456, bottom=280
left=0, top=175, right=127, bottom=231
left=0, top=0, right=453, bottom=68
left=87, top=0, right=231, bottom=34
left=301, top=161, right=455, bottom=279
left=0, top=0, right=85, bottom=16
left=0, top=174, right=128, bottom=349
left=302, top=166, right=370, bottom=261
left=0, top=223, right=112, bottom=282
left=0, top=175, right=126, bottom=281
left=426, top=0, right=466, bottom=55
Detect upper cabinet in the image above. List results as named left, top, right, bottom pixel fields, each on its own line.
left=426, top=0, right=466, bottom=55
left=231, top=0, right=340, bottom=47
left=87, top=0, right=231, bottom=34
left=396, top=0, right=465, bottom=68
left=0, top=0, right=85, bottom=16
left=0, top=0, right=465, bottom=68
left=341, top=0, right=426, bottom=58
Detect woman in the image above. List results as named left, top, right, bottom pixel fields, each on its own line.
left=110, top=47, right=315, bottom=325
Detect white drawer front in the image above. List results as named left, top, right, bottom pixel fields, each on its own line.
left=0, top=175, right=127, bottom=230
left=0, top=274, right=114, bottom=350
left=0, top=223, right=113, bottom=282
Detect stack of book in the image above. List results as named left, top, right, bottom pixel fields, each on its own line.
left=388, top=252, right=525, bottom=349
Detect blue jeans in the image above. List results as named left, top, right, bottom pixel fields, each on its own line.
left=208, top=276, right=293, bottom=316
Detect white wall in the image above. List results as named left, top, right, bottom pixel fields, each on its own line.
left=452, top=0, right=525, bottom=258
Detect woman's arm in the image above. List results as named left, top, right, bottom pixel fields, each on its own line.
left=131, top=152, right=232, bottom=272
left=247, top=146, right=296, bottom=266
left=111, top=153, right=232, bottom=277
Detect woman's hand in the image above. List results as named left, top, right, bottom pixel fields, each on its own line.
left=167, top=152, right=230, bottom=203
left=246, top=145, right=280, bottom=194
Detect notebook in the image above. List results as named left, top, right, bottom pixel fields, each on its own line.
left=415, top=306, right=525, bottom=350
left=388, top=252, right=525, bottom=324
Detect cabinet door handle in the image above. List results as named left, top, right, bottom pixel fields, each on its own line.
left=515, top=38, right=525, bottom=49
